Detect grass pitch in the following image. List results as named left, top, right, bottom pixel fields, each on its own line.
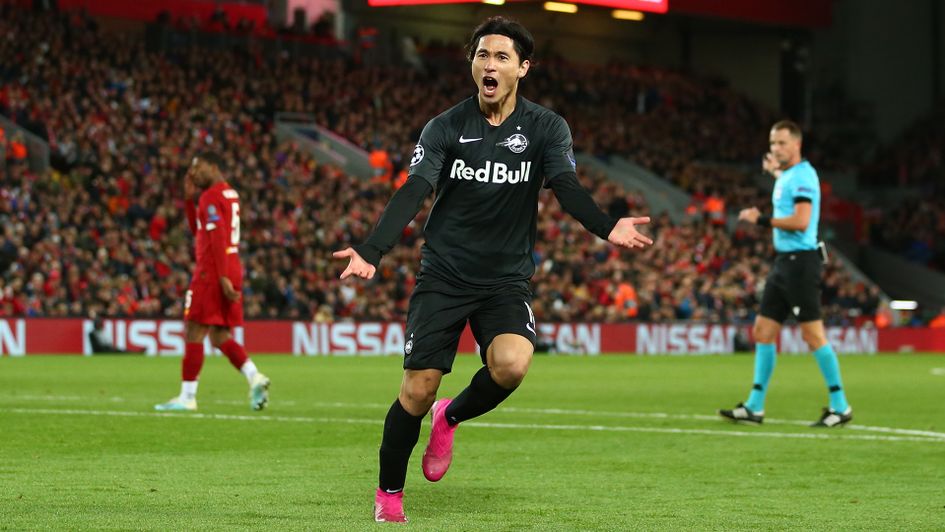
left=1, top=353, right=943, bottom=530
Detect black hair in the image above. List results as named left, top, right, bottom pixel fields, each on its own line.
left=465, top=16, right=534, bottom=64
left=195, top=150, right=226, bottom=171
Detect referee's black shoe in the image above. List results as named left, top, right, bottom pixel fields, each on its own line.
left=810, top=407, right=853, bottom=428
left=718, top=402, right=764, bottom=425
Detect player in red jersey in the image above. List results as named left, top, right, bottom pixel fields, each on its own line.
left=155, top=152, right=270, bottom=412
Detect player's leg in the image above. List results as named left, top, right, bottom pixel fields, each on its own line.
left=719, top=268, right=787, bottom=424
left=376, top=368, right=442, bottom=523
left=422, top=334, right=533, bottom=483
left=791, top=253, right=851, bottom=426
left=745, top=316, right=781, bottom=412
left=445, top=293, right=536, bottom=425
left=800, top=320, right=852, bottom=427
left=376, top=283, right=468, bottom=522
left=209, top=326, right=270, bottom=411
left=155, top=317, right=208, bottom=411
left=422, top=293, right=535, bottom=483
left=444, top=333, right=533, bottom=425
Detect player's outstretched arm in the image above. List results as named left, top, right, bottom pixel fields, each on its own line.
left=607, top=216, right=653, bottom=249
left=333, top=248, right=377, bottom=280
left=333, top=177, right=433, bottom=280
left=548, top=171, right=653, bottom=249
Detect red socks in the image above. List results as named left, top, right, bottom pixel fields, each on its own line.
left=182, top=342, right=204, bottom=381
left=183, top=339, right=249, bottom=381
left=218, top=338, right=249, bottom=370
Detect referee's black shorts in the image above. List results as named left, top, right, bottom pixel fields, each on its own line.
left=759, top=249, right=823, bottom=324
left=402, top=274, right=537, bottom=374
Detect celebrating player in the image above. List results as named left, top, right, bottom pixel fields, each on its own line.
left=155, top=152, right=270, bottom=412
left=333, top=17, right=653, bottom=523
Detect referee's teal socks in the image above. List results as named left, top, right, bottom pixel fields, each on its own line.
left=813, top=343, right=849, bottom=413
left=745, top=343, right=776, bottom=413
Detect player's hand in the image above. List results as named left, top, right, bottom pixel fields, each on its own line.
left=762, top=153, right=781, bottom=177
left=738, top=207, right=761, bottom=224
left=607, top=216, right=653, bottom=249
left=219, top=277, right=241, bottom=302
left=332, top=247, right=376, bottom=280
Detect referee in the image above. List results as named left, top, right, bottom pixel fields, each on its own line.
left=719, top=120, right=852, bottom=428
left=334, top=16, right=653, bottom=523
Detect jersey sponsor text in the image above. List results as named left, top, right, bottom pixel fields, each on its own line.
left=449, top=159, right=532, bottom=184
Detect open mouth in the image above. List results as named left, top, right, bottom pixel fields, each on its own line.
left=482, top=76, right=498, bottom=97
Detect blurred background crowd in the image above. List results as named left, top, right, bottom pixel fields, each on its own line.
left=0, top=5, right=941, bottom=327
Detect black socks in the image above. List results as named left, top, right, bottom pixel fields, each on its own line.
left=444, top=366, right=516, bottom=426
left=378, top=398, right=424, bottom=492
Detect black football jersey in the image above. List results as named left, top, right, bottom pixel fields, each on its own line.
left=408, top=94, right=577, bottom=290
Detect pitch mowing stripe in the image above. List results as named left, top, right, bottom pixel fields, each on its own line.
left=2, top=407, right=943, bottom=444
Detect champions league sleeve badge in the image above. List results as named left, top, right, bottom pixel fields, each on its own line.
left=410, top=144, right=425, bottom=166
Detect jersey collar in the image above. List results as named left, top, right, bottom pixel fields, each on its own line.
left=476, top=93, right=523, bottom=128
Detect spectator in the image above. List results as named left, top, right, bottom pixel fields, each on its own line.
left=88, top=314, right=141, bottom=354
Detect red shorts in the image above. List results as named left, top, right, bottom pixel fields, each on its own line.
left=185, top=278, right=243, bottom=327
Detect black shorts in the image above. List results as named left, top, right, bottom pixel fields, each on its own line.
left=759, top=250, right=823, bottom=323
left=402, top=275, right=537, bottom=374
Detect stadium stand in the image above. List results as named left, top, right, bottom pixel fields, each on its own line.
left=0, top=5, right=892, bottom=325
left=858, top=102, right=945, bottom=271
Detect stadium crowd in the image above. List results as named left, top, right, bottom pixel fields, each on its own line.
left=865, top=189, right=945, bottom=272
left=0, top=143, right=881, bottom=326
left=0, top=6, right=892, bottom=325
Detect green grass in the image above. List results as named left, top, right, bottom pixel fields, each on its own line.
left=1, top=354, right=944, bottom=530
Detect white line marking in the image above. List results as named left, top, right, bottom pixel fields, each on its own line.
left=498, top=406, right=945, bottom=440
left=9, top=394, right=126, bottom=402
left=464, top=420, right=944, bottom=444
left=8, top=396, right=944, bottom=440
left=304, top=401, right=945, bottom=438
left=296, top=402, right=945, bottom=441
left=3, top=407, right=376, bottom=425
left=209, top=399, right=299, bottom=407
left=11, top=394, right=84, bottom=401
left=843, top=424, right=945, bottom=439
left=2, top=407, right=942, bottom=444
left=931, top=368, right=945, bottom=376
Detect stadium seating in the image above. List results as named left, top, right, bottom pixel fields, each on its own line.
left=0, top=6, right=888, bottom=324
left=859, top=103, right=945, bottom=271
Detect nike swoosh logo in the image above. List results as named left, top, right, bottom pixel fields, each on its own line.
left=459, top=136, right=483, bottom=143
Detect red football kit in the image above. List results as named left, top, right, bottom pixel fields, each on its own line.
left=184, top=181, right=243, bottom=326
